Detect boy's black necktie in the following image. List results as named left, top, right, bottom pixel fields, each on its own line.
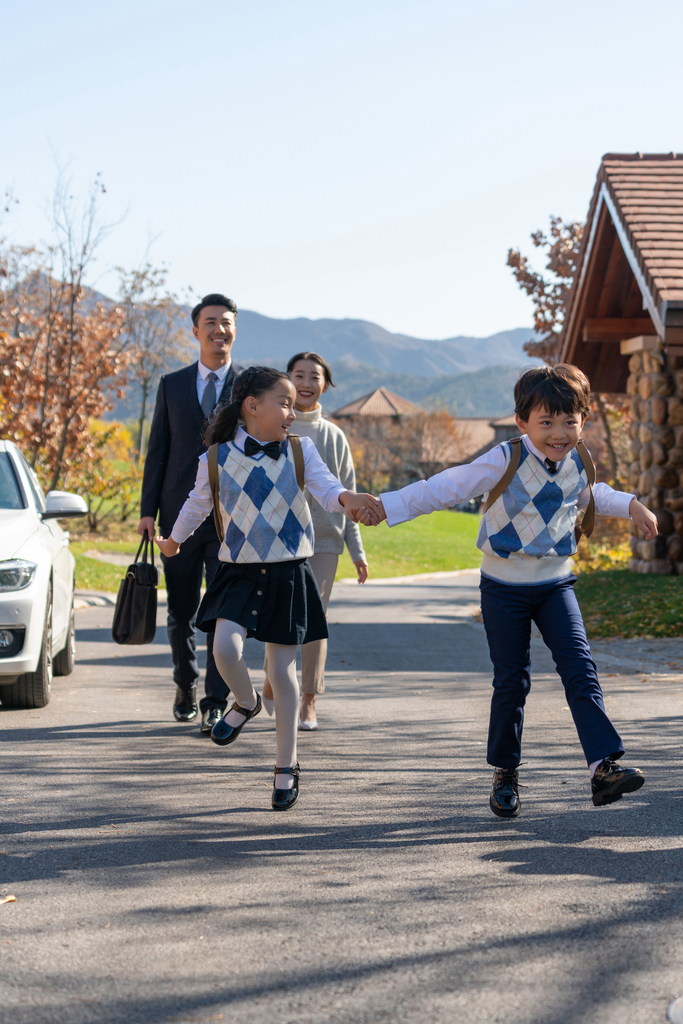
left=545, top=458, right=558, bottom=475
left=244, top=437, right=282, bottom=460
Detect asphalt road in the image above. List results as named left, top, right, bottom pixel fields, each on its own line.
left=1, top=570, right=683, bottom=1024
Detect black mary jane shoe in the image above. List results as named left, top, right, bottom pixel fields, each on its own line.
left=490, top=767, right=521, bottom=818
left=272, top=763, right=300, bottom=811
left=210, top=692, right=262, bottom=747
left=591, top=757, right=644, bottom=806
left=173, top=685, right=198, bottom=723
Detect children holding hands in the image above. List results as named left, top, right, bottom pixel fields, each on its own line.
left=262, top=352, right=368, bottom=730
left=155, top=366, right=380, bottom=810
left=360, top=365, right=656, bottom=818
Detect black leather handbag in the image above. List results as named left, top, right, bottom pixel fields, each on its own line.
left=111, top=533, right=159, bottom=645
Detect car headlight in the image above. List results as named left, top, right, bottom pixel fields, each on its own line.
left=0, top=560, right=38, bottom=591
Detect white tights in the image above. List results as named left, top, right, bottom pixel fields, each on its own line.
left=213, top=619, right=299, bottom=788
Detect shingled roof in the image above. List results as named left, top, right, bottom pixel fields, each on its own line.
left=559, top=153, right=683, bottom=390
left=331, top=387, right=421, bottom=418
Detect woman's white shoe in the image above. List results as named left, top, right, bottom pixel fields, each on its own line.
left=298, top=718, right=318, bottom=731
left=262, top=695, right=275, bottom=717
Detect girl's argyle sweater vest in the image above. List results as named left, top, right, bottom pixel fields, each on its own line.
left=214, top=440, right=315, bottom=563
left=476, top=441, right=589, bottom=585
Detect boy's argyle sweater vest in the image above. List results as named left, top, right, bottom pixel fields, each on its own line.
left=477, top=441, right=589, bottom=585
left=215, top=440, right=315, bottom=563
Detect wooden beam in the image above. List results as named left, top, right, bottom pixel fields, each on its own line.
left=583, top=317, right=655, bottom=341
left=665, top=327, right=683, bottom=345
left=620, top=335, right=659, bottom=354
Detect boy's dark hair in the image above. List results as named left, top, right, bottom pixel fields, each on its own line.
left=514, top=364, right=591, bottom=422
left=204, top=366, right=290, bottom=446
left=286, top=350, right=335, bottom=387
left=191, top=293, right=238, bottom=326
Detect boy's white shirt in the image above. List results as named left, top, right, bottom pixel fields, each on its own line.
left=171, top=426, right=345, bottom=544
left=380, top=434, right=634, bottom=527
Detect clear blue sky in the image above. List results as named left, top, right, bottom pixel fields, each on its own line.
left=2, top=0, right=683, bottom=339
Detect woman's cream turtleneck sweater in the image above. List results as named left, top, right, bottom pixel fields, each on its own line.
left=291, top=406, right=365, bottom=563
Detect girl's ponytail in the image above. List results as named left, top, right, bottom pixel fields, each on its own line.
left=204, top=399, right=241, bottom=447
left=203, top=365, right=291, bottom=447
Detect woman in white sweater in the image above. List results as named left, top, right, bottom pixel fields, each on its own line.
left=263, top=352, right=368, bottom=729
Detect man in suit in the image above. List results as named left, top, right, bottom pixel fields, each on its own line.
left=138, top=293, right=244, bottom=732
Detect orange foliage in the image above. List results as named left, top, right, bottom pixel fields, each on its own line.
left=0, top=271, right=129, bottom=489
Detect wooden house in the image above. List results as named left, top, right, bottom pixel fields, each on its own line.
left=559, top=152, right=683, bottom=573
left=330, top=386, right=421, bottom=421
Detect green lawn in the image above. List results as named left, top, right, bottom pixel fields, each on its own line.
left=574, top=570, right=683, bottom=639
left=71, top=517, right=682, bottom=642
left=71, top=540, right=165, bottom=593
left=336, top=510, right=481, bottom=579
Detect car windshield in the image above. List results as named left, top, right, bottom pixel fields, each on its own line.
left=0, top=453, right=27, bottom=510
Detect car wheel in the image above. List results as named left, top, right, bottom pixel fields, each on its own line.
left=2, top=584, right=53, bottom=709
left=53, top=594, right=75, bottom=677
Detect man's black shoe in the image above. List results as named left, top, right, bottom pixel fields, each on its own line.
left=490, top=767, right=521, bottom=818
left=200, top=707, right=223, bottom=734
left=173, top=686, right=198, bottom=723
left=591, top=758, right=644, bottom=806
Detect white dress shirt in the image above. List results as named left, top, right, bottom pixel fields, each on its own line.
left=171, top=426, right=347, bottom=544
left=381, top=434, right=634, bottom=527
left=197, top=359, right=231, bottom=405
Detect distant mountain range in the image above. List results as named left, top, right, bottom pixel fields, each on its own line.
left=108, top=305, right=539, bottom=421
left=229, top=312, right=537, bottom=378
left=316, top=361, right=523, bottom=418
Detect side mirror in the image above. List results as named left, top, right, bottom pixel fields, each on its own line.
left=42, top=491, right=88, bottom=520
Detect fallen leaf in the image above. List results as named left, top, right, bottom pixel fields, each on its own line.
left=0, top=895, right=16, bottom=905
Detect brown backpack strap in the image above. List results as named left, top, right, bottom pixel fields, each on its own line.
left=288, top=434, right=305, bottom=491
left=207, top=443, right=225, bottom=542
left=574, top=438, right=595, bottom=542
left=482, top=438, right=523, bottom=513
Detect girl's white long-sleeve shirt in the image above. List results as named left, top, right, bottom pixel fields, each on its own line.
left=170, top=427, right=347, bottom=545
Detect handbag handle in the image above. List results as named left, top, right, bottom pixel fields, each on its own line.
left=133, top=530, right=156, bottom=568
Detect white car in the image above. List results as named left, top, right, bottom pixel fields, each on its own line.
left=0, top=440, right=87, bottom=708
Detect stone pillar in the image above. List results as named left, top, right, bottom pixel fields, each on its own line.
left=625, top=337, right=683, bottom=574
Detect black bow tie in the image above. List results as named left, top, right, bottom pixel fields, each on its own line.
left=244, top=437, right=282, bottom=460
left=545, top=458, right=558, bottom=475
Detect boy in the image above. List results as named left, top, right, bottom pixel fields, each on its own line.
left=366, top=365, right=657, bottom=818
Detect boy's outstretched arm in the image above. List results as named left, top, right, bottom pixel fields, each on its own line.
left=629, top=498, right=658, bottom=539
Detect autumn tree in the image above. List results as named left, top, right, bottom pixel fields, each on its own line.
left=507, top=215, right=627, bottom=488
left=507, top=216, right=584, bottom=364
left=399, top=410, right=471, bottom=481
left=117, top=261, right=192, bottom=459
left=0, top=176, right=131, bottom=490
left=337, top=410, right=471, bottom=492
left=339, top=416, right=401, bottom=494
left=67, top=420, right=142, bottom=531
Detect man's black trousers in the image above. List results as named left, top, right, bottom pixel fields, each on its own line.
left=161, top=523, right=229, bottom=713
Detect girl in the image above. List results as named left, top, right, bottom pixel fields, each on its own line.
left=155, top=366, right=379, bottom=811
left=262, top=351, right=368, bottom=730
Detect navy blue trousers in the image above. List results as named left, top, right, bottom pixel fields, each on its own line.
left=161, top=524, right=228, bottom=713
left=479, top=573, right=624, bottom=769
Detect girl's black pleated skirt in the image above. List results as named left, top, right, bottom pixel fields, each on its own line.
left=196, top=558, right=329, bottom=646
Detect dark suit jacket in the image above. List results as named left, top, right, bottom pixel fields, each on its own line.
left=140, top=360, right=244, bottom=536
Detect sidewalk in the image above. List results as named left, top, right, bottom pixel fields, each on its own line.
left=1, top=573, right=681, bottom=1023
